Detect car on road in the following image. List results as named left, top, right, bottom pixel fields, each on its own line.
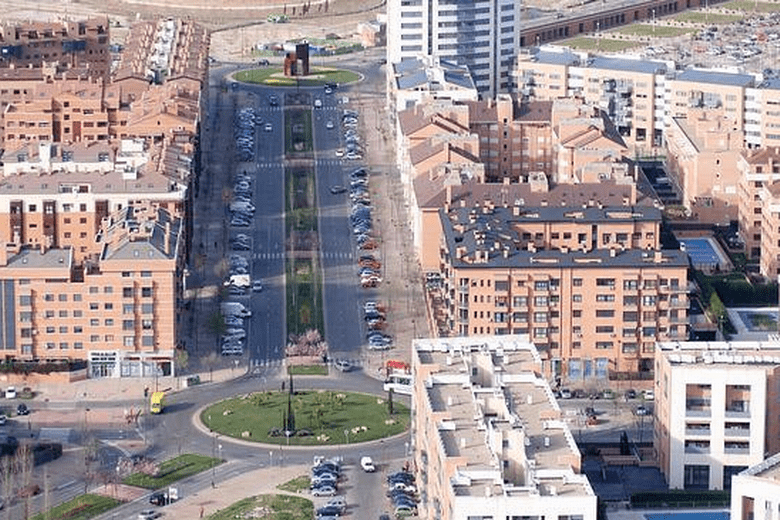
left=138, top=510, right=161, bottom=520
left=252, top=280, right=263, bottom=292
left=326, top=120, right=334, bottom=129
left=317, top=505, right=343, bottom=516
left=149, top=491, right=169, bottom=506
left=644, top=389, right=655, bottom=401
left=268, top=95, right=279, bottom=106
left=329, top=185, right=347, bottom=194
left=264, top=123, right=273, bottom=132
left=15, top=403, right=28, bottom=416
left=361, top=456, right=376, bottom=472
left=335, top=360, right=352, bottom=372
left=335, top=149, right=344, bottom=158
left=636, top=405, right=651, bottom=416
left=559, top=388, right=572, bottom=399
left=314, top=98, right=322, bottom=108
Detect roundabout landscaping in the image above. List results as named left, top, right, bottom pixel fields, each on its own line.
left=200, top=390, right=410, bottom=445
left=233, top=66, right=361, bottom=87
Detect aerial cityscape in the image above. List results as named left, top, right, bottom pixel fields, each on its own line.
left=0, top=0, right=777, bottom=518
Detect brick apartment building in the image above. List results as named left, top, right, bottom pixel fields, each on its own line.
left=412, top=336, right=597, bottom=520
left=0, top=18, right=207, bottom=377
left=655, top=341, right=780, bottom=490
left=438, top=203, right=688, bottom=381
left=0, top=18, right=111, bottom=79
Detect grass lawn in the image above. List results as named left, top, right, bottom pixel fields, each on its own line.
left=31, top=494, right=121, bottom=520
left=673, top=11, right=742, bottom=23
left=277, top=475, right=310, bottom=493
left=201, top=390, right=410, bottom=445
left=721, top=0, right=780, bottom=10
left=123, top=454, right=222, bottom=489
left=234, top=67, right=360, bottom=87
left=285, top=109, right=313, bottom=154
left=288, top=364, right=328, bottom=376
left=208, top=494, right=314, bottom=520
left=286, top=257, right=324, bottom=336
left=559, top=37, right=640, bottom=52
left=612, top=24, right=694, bottom=37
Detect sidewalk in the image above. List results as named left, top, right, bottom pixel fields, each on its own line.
left=158, top=463, right=309, bottom=519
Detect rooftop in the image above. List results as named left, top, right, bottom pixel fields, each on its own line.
left=657, top=341, right=780, bottom=366
left=739, top=451, right=780, bottom=482
left=588, top=55, right=668, bottom=75
left=414, top=336, right=594, bottom=499
left=676, top=69, right=755, bottom=88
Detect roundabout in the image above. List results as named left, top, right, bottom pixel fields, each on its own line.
left=199, top=389, right=410, bottom=446
left=232, top=66, right=362, bottom=87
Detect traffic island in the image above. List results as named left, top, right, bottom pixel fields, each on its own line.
left=200, top=390, right=409, bottom=445
left=207, top=494, right=314, bottom=520
left=233, top=67, right=360, bottom=87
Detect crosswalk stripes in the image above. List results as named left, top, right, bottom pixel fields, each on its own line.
left=249, top=252, right=352, bottom=260
left=249, top=357, right=365, bottom=372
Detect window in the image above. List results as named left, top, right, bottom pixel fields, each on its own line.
left=534, top=312, right=548, bottom=322
left=596, top=309, right=614, bottom=318
left=124, top=336, right=134, bottom=347
left=58, top=310, right=68, bottom=318
left=596, top=278, right=615, bottom=288
left=73, top=310, right=82, bottom=317
left=534, top=281, right=549, bottom=291
left=142, top=319, right=153, bottom=330
left=596, top=294, right=615, bottom=302
left=59, top=326, right=68, bottom=334
left=596, top=326, right=614, bottom=334
left=141, top=271, right=152, bottom=277
left=104, top=303, right=113, bottom=310
left=123, top=287, right=134, bottom=298
left=534, top=296, right=548, bottom=306
left=105, top=319, right=114, bottom=326
left=141, top=303, right=153, bottom=314
left=573, top=278, right=583, bottom=287
left=122, top=320, right=134, bottom=331
left=643, top=295, right=657, bottom=306
left=123, top=304, right=134, bottom=314
left=141, top=287, right=153, bottom=298
left=58, top=294, right=68, bottom=302
left=104, top=286, right=113, bottom=294
left=684, top=465, right=709, bottom=489
left=534, top=327, right=548, bottom=338
left=512, top=296, right=527, bottom=307
left=573, top=294, right=582, bottom=302
left=44, top=310, right=55, bottom=318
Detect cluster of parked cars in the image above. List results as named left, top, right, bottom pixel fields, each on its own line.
left=386, top=470, right=418, bottom=517
left=365, top=301, right=392, bottom=350
left=234, top=107, right=258, bottom=162
left=230, top=172, right=255, bottom=227
left=344, top=168, right=381, bottom=286
left=310, top=457, right=342, bottom=498
left=220, top=302, right=251, bottom=355
left=342, top=110, right=362, bottom=161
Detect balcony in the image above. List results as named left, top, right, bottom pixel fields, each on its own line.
left=685, top=427, right=711, bottom=437
left=724, top=427, right=750, bottom=438
left=685, top=407, right=711, bottom=418
left=724, top=445, right=750, bottom=455
left=684, top=443, right=710, bottom=454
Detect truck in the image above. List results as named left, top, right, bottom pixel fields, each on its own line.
left=224, top=274, right=250, bottom=288
left=150, top=392, right=165, bottom=414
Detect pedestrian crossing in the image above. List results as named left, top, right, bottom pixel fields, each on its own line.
left=255, top=162, right=283, bottom=169
left=248, top=251, right=352, bottom=260
left=249, top=357, right=365, bottom=373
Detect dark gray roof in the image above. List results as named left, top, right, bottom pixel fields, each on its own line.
left=397, top=70, right=428, bottom=90
left=533, top=48, right=580, bottom=66
left=677, top=69, right=755, bottom=87
left=589, top=56, right=667, bottom=75
left=443, top=70, right=475, bottom=90
left=763, top=78, right=780, bottom=90
left=439, top=205, right=684, bottom=270
left=394, top=58, right=423, bottom=74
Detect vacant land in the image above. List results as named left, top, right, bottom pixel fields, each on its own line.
left=123, top=454, right=222, bottom=489
left=208, top=494, right=314, bottom=520
left=613, top=24, right=694, bottom=37
left=559, top=37, right=640, bottom=52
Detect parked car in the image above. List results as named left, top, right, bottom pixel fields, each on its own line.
left=16, top=404, right=29, bottom=416
left=137, top=510, right=161, bottom=520
left=360, top=456, right=376, bottom=472
left=149, top=491, right=170, bottom=506
left=4, top=388, right=15, bottom=399
left=636, top=405, right=650, bottom=416
left=335, top=360, right=352, bottom=372
left=310, top=485, right=337, bottom=497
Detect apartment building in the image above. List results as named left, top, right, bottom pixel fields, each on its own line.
left=439, top=203, right=688, bottom=380
left=0, top=18, right=110, bottom=79
left=0, top=203, right=182, bottom=377
left=664, top=112, right=744, bottom=225
left=389, top=56, right=478, bottom=114
left=516, top=46, right=780, bottom=153
left=0, top=139, right=188, bottom=264
left=386, top=0, right=521, bottom=97
left=516, top=47, right=670, bottom=150
left=655, top=341, right=780, bottom=490
left=730, top=453, right=780, bottom=520
left=737, top=148, right=780, bottom=262
left=412, top=335, right=597, bottom=520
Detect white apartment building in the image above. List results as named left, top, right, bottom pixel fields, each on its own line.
left=386, top=0, right=521, bottom=97
left=655, top=341, right=780, bottom=491
left=731, top=452, right=780, bottom=520
left=516, top=46, right=780, bottom=152
left=412, top=335, right=597, bottom=520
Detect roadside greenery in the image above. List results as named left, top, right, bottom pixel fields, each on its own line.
left=277, top=475, right=311, bottom=493
left=288, top=364, right=328, bottom=376
left=122, top=454, right=222, bottom=489
left=673, top=11, right=742, bottom=23
left=31, top=494, right=120, bottom=520
left=201, top=391, right=410, bottom=445
left=612, top=24, right=694, bottom=37
left=721, top=0, right=780, bottom=11
left=559, top=37, right=640, bottom=52
left=208, top=494, right=314, bottom=520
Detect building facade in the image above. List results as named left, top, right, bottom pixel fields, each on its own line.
left=412, top=336, right=597, bottom=520
left=386, top=0, right=521, bottom=97
left=439, top=204, right=688, bottom=381
left=655, top=341, right=780, bottom=490
left=730, top=452, right=780, bottom=520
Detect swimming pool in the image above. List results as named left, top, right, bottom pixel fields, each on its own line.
left=646, top=512, right=730, bottom=520
left=679, top=237, right=729, bottom=272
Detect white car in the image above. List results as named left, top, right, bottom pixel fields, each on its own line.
left=335, top=149, right=344, bottom=158
left=360, top=456, right=376, bottom=472
left=644, top=389, right=655, bottom=401
left=326, top=120, right=334, bottom=129
left=314, top=98, right=322, bottom=108
left=252, top=280, right=263, bottom=292
left=4, top=387, right=16, bottom=399
left=264, top=123, right=273, bottom=132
